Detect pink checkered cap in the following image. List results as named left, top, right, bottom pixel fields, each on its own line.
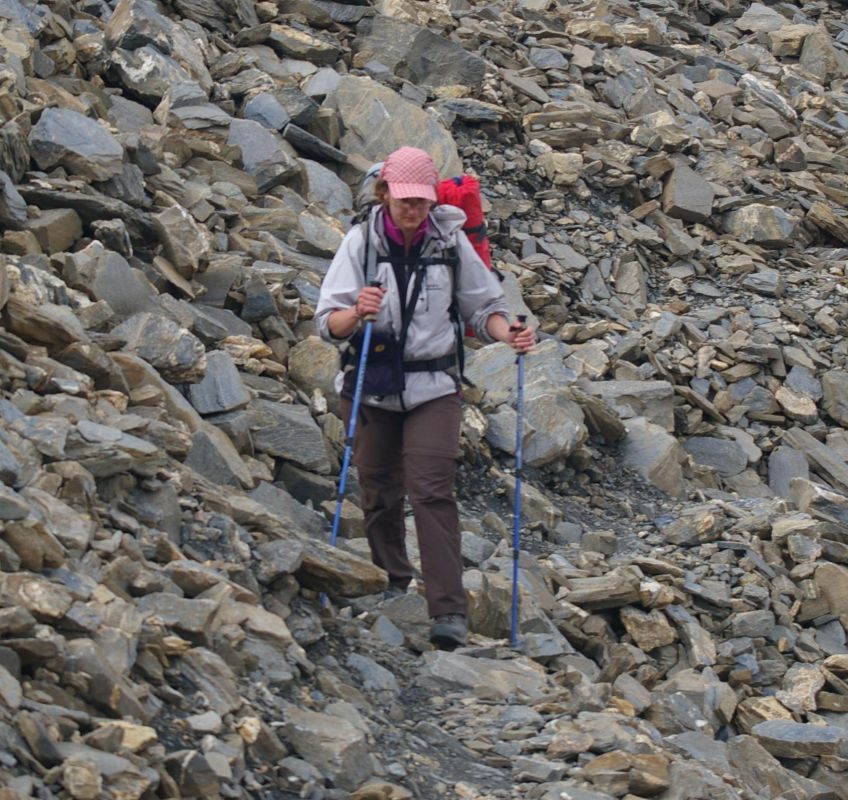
left=380, top=146, right=439, bottom=202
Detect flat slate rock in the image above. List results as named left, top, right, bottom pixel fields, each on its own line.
left=188, top=350, right=251, bottom=415
left=250, top=399, right=332, bottom=473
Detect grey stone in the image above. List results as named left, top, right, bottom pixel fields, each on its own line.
left=513, top=756, right=566, bottom=783
left=769, top=446, right=809, bottom=497
left=623, top=417, right=684, bottom=497
left=302, top=66, right=342, bottom=99
left=251, top=400, right=332, bottom=473
left=248, top=480, right=325, bottom=537
left=283, top=123, right=346, bottom=163
left=274, top=86, right=320, bottom=127
left=179, top=648, right=242, bottom=715
left=276, top=462, right=336, bottom=508
left=29, top=108, right=124, bottom=181
left=529, top=47, right=569, bottom=70
left=0, top=439, right=21, bottom=486
left=346, top=653, right=399, bottom=694
left=460, top=531, right=496, bottom=566
left=295, top=527, right=388, bottom=595
left=237, top=23, right=341, bottom=64
left=243, top=92, right=291, bottom=130
left=800, top=27, right=848, bottom=84
left=124, top=484, right=182, bottom=541
left=112, top=312, right=206, bottom=384
left=417, top=651, right=552, bottom=700
left=184, top=711, right=223, bottom=734
left=723, top=204, right=797, bottom=247
left=138, top=593, right=218, bottom=635
left=774, top=138, right=807, bottom=171
left=89, top=251, right=159, bottom=318
left=154, top=206, right=212, bottom=279
left=280, top=703, right=372, bottom=791
left=303, top=159, right=353, bottom=219
left=684, top=436, right=748, bottom=477
left=163, top=750, right=220, bottom=797
left=354, top=15, right=485, bottom=88
left=665, top=605, right=717, bottom=666
left=0, top=170, right=26, bottom=227
left=730, top=610, right=776, bottom=638
left=255, top=539, right=305, bottom=584
left=0, top=120, right=29, bottom=184
left=737, top=2, right=789, bottom=32
left=752, top=720, right=843, bottom=758
left=526, top=786, right=617, bottom=800
left=94, top=163, right=147, bottom=207
left=227, top=118, right=300, bottom=192
left=662, top=164, right=714, bottom=223
left=91, top=219, right=133, bottom=257
left=485, top=390, right=586, bottom=467
left=193, top=305, right=253, bottom=338
left=64, top=639, right=147, bottom=720
left=822, top=370, right=848, bottom=426
left=21, top=487, right=95, bottom=550
left=329, top=75, right=461, bottom=176
left=371, top=615, right=405, bottom=647
left=585, top=380, right=675, bottom=432
left=188, top=351, right=250, bottom=415
left=107, top=94, right=155, bottom=132
left=727, top=734, right=838, bottom=800
left=785, top=365, right=822, bottom=401
left=241, top=272, right=279, bottom=322
left=106, top=0, right=212, bottom=90
left=22, top=208, right=83, bottom=254
left=184, top=422, right=253, bottom=488
left=0, top=484, right=29, bottom=521
left=741, top=269, right=784, bottom=297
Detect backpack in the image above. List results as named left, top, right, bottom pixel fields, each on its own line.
left=436, top=175, right=493, bottom=269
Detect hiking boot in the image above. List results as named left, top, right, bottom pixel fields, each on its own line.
left=429, top=614, right=467, bottom=649
left=383, top=583, right=407, bottom=601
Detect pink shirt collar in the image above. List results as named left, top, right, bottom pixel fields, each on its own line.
left=383, top=207, right=429, bottom=247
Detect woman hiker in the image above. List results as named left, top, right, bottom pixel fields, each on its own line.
left=316, top=146, right=535, bottom=648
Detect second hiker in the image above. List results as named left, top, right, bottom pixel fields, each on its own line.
left=316, top=146, right=535, bottom=648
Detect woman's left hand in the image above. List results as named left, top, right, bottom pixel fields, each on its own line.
left=508, top=321, right=536, bottom=354
left=485, top=314, right=537, bottom=353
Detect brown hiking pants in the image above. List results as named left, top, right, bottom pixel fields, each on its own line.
left=341, top=392, right=467, bottom=618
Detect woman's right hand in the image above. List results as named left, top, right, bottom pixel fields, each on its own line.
left=355, top=285, right=385, bottom=320
left=328, top=285, right=386, bottom=339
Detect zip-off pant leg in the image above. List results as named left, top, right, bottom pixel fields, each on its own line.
left=402, top=393, right=466, bottom=617
left=342, top=398, right=413, bottom=588
left=341, top=394, right=466, bottom=617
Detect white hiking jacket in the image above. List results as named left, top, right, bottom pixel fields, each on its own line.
left=316, top=204, right=510, bottom=411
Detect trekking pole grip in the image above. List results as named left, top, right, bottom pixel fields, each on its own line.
left=359, top=281, right=381, bottom=322
left=511, top=314, right=528, bottom=357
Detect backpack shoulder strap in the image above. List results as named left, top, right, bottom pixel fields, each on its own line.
left=442, top=245, right=473, bottom=386
left=361, top=216, right=378, bottom=286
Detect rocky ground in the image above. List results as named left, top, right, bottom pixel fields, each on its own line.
left=3, top=0, right=848, bottom=798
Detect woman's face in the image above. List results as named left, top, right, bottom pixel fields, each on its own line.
left=387, top=194, right=432, bottom=235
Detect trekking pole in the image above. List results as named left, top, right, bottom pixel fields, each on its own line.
left=323, top=283, right=380, bottom=607
left=510, top=315, right=527, bottom=648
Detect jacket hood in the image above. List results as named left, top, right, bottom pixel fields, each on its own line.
left=430, top=203, right=467, bottom=236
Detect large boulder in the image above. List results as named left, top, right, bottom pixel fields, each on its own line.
left=29, top=108, right=124, bottom=181
left=623, top=417, right=685, bottom=497
left=327, top=76, right=462, bottom=176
